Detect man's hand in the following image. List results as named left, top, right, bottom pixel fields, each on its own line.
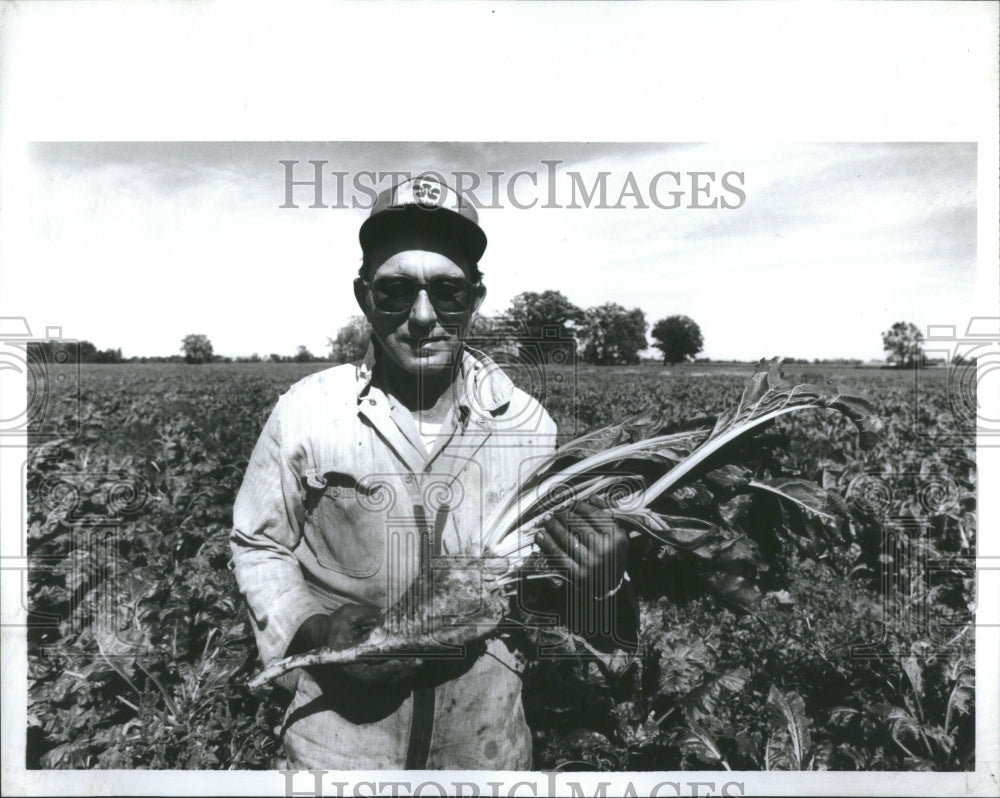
left=292, top=603, right=382, bottom=652
left=535, top=498, right=628, bottom=599
left=291, top=604, right=422, bottom=685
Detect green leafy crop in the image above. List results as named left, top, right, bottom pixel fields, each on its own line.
left=26, top=361, right=975, bottom=771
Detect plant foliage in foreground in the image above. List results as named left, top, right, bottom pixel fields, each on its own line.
left=251, top=358, right=883, bottom=686
left=26, top=361, right=975, bottom=770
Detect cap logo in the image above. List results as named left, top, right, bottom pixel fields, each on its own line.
left=411, top=178, right=443, bottom=206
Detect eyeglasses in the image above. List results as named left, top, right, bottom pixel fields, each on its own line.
left=364, top=275, right=477, bottom=315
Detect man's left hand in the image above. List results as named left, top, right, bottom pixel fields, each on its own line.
left=535, top=498, right=628, bottom=599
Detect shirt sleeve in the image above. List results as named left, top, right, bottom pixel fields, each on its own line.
left=230, top=399, right=327, bottom=666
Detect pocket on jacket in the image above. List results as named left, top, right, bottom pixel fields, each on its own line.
left=301, top=469, right=384, bottom=578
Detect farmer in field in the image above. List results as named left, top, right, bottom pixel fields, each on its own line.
left=230, top=174, right=629, bottom=770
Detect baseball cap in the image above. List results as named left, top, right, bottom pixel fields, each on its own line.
left=359, top=174, right=487, bottom=264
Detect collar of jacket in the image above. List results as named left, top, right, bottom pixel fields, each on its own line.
left=354, top=340, right=515, bottom=422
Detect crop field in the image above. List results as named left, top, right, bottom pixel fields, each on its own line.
left=24, top=361, right=976, bottom=770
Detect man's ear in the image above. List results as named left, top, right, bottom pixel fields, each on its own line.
left=353, top=278, right=371, bottom=317
left=471, top=283, right=487, bottom=316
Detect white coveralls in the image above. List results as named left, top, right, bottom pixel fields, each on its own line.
left=231, top=347, right=557, bottom=769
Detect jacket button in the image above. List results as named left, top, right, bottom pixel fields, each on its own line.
left=368, top=398, right=377, bottom=406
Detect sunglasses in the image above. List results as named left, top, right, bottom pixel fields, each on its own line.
left=364, top=275, right=477, bottom=315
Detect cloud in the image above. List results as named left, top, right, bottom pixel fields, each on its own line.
left=10, top=142, right=976, bottom=360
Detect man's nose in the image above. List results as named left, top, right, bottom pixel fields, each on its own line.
left=409, top=289, right=437, bottom=325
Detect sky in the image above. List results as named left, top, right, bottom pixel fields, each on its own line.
left=2, top=141, right=978, bottom=361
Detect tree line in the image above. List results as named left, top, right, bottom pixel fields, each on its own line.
left=328, top=290, right=704, bottom=367
left=25, top=336, right=321, bottom=366
left=29, top=310, right=942, bottom=369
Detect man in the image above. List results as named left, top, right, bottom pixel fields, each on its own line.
left=230, top=174, right=628, bottom=770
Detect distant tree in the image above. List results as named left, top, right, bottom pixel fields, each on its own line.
left=294, top=345, right=315, bottom=363
left=506, top=290, right=583, bottom=338
left=181, top=334, right=214, bottom=364
left=651, top=315, right=704, bottom=364
left=328, top=316, right=371, bottom=364
left=468, top=314, right=506, bottom=338
left=78, top=340, right=98, bottom=361
left=579, top=303, right=648, bottom=365
left=128, top=354, right=183, bottom=363
left=466, top=314, right=518, bottom=358
left=504, top=290, right=582, bottom=362
left=882, top=321, right=924, bottom=367
left=90, top=347, right=123, bottom=364
left=27, top=339, right=122, bottom=364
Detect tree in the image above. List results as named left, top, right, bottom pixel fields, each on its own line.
left=506, top=290, right=583, bottom=337
left=90, top=347, right=123, bottom=364
left=504, top=290, right=582, bottom=362
left=181, top=334, right=214, bottom=364
left=27, top=340, right=123, bottom=364
left=651, top=315, right=704, bottom=365
left=468, top=314, right=506, bottom=338
left=327, top=316, right=371, bottom=364
left=294, top=345, right=315, bottom=363
left=882, top=321, right=924, bottom=368
left=466, top=314, right=518, bottom=359
left=579, top=303, right=648, bottom=365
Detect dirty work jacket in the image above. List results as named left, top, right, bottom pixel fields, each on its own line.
left=230, top=346, right=558, bottom=769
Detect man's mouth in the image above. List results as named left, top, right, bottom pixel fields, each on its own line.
left=402, top=336, right=450, bottom=351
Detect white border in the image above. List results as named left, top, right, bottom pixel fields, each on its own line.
left=1, top=2, right=997, bottom=796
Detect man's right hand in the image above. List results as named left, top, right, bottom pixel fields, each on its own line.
left=295, top=604, right=384, bottom=652
left=290, top=604, right=422, bottom=685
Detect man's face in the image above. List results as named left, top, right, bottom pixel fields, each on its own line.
left=357, top=245, right=484, bottom=381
